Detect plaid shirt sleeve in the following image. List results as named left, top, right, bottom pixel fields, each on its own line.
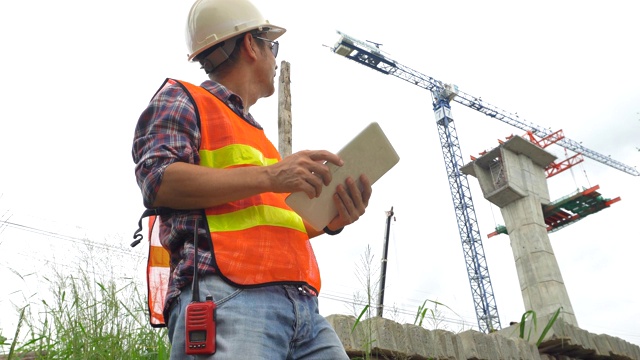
left=132, top=83, right=201, bottom=208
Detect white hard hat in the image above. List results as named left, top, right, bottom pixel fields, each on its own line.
left=185, top=0, right=286, bottom=62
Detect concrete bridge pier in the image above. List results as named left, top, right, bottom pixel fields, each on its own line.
left=461, top=135, right=578, bottom=326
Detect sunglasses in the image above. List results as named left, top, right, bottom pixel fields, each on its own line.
left=252, top=36, right=279, bottom=58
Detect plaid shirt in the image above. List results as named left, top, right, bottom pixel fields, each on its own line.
left=132, top=79, right=263, bottom=318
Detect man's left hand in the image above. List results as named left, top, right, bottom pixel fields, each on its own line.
left=325, top=174, right=372, bottom=232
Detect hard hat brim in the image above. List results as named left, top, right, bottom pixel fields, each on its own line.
left=187, top=24, right=286, bottom=62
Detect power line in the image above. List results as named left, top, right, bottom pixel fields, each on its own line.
left=319, top=290, right=478, bottom=330
left=0, top=220, right=144, bottom=260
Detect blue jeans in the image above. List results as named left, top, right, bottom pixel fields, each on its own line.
left=167, top=274, right=349, bottom=359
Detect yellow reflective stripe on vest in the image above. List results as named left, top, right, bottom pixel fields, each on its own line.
left=207, top=205, right=306, bottom=233
left=200, top=144, right=278, bottom=169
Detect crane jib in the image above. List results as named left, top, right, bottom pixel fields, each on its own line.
left=331, top=31, right=638, bottom=177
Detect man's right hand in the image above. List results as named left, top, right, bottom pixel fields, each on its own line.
left=267, top=150, right=344, bottom=199
left=153, top=150, right=343, bottom=210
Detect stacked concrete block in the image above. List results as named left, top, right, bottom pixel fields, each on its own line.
left=328, top=315, right=545, bottom=359
left=433, top=329, right=464, bottom=359
left=501, top=317, right=640, bottom=359
left=328, top=314, right=640, bottom=359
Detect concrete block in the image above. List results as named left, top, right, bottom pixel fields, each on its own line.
left=603, top=334, right=624, bottom=356
left=515, top=336, right=543, bottom=360
left=448, top=333, right=466, bottom=360
left=491, top=333, right=519, bottom=360
left=631, top=339, right=640, bottom=359
left=631, top=340, right=640, bottom=359
left=325, top=314, right=362, bottom=353
left=400, top=323, right=434, bottom=359
left=592, top=333, right=613, bottom=356
left=614, top=339, right=631, bottom=359
left=468, top=330, right=501, bottom=360
left=627, top=338, right=640, bottom=359
left=367, top=316, right=404, bottom=357
left=474, top=332, right=503, bottom=360
left=458, top=330, right=481, bottom=359
left=614, top=337, right=640, bottom=360
left=434, top=329, right=462, bottom=359
left=573, top=326, right=597, bottom=352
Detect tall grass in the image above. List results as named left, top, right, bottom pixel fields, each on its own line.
left=349, top=245, right=378, bottom=360
left=414, top=299, right=454, bottom=330
left=0, top=240, right=170, bottom=359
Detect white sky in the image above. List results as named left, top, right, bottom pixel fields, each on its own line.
left=1, top=0, right=639, bottom=347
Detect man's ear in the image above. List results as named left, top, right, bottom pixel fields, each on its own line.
left=240, top=32, right=259, bottom=61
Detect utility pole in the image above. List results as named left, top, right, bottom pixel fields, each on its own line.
left=278, top=60, right=292, bottom=158
left=376, top=206, right=394, bottom=317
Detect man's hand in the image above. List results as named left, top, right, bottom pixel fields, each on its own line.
left=324, top=174, right=372, bottom=232
left=267, top=150, right=344, bottom=199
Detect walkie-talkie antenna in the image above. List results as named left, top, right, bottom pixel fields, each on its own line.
left=191, top=218, right=200, bottom=303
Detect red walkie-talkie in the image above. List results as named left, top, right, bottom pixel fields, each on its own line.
left=185, top=218, right=216, bottom=355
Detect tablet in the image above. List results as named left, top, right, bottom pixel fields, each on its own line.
left=285, top=122, right=400, bottom=231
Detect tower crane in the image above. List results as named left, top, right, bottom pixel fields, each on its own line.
left=329, top=31, right=639, bottom=334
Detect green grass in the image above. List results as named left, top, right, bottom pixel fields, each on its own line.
left=516, top=307, right=563, bottom=347
left=1, top=260, right=170, bottom=359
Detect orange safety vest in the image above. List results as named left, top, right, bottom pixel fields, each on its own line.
left=140, top=79, right=321, bottom=327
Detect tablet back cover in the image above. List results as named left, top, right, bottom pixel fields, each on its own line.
left=285, top=122, right=400, bottom=230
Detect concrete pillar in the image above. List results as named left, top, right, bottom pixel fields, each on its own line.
left=278, top=60, right=292, bottom=158
left=461, top=136, right=578, bottom=326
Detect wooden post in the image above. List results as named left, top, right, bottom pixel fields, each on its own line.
left=377, top=206, right=394, bottom=317
left=278, top=60, right=292, bottom=158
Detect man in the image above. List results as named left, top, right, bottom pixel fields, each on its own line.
left=132, top=0, right=372, bottom=358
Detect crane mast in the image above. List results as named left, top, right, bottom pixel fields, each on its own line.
left=433, top=98, right=501, bottom=333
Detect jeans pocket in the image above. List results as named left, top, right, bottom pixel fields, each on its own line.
left=201, top=274, right=243, bottom=307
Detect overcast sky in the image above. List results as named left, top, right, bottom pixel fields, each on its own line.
left=1, top=0, right=639, bottom=347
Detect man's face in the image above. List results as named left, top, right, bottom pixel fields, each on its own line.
left=253, top=34, right=278, bottom=98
